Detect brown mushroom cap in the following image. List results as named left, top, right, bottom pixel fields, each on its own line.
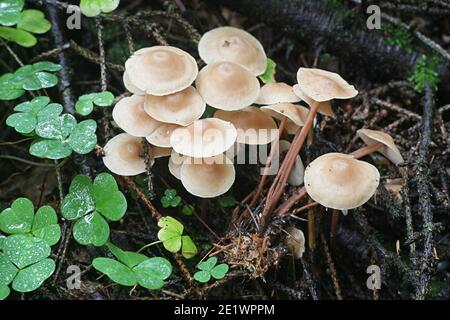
left=214, top=106, right=277, bottom=145
left=286, top=226, right=305, bottom=259
left=304, top=153, right=380, bottom=210
left=292, top=84, right=334, bottom=117
left=125, top=46, right=198, bottom=96
left=255, top=82, right=301, bottom=105
left=102, top=133, right=148, bottom=176
left=144, top=86, right=205, bottom=126
left=123, top=71, right=145, bottom=95
left=180, top=155, right=235, bottom=198
left=170, top=118, right=237, bottom=158
left=296, top=68, right=358, bottom=102
left=357, top=129, right=404, bottom=165
left=198, top=26, right=267, bottom=76
left=261, top=103, right=309, bottom=127
left=196, top=61, right=260, bottom=111
left=145, top=123, right=182, bottom=148
left=112, top=95, right=162, bottom=137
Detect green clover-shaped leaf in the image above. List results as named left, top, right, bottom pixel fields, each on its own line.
left=17, top=9, right=51, bottom=34
left=181, top=204, right=194, bottom=216
left=181, top=235, right=197, bottom=259
left=75, top=91, right=114, bottom=116
left=161, top=189, right=181, bottom=208
left=0, top=252, right=18, bottom=286
left=31, top=206, right=61, bottom=246
left=67, top=119, right=97, bottom=154
left=197, top=257, right=217, bottom=271
left=0, top=25, right=35, bottom=47
left=259, top=58, right=276, bottom=84
left=72, top=211, right=110, bottom=246
left=0, top=0, right=25, bottom=26
left=133, top=257, right=172, bottom=290
left=92, top=257, right=136, bottom=286
left=193, top=270, right=210, bottom=283
left=0, top=73, right=24, bottom=100
left=157, top=216, right=197, bottom=259
left=35, top=113, right=77, bottom=140
left=14, top=62, right=62, bottom=90
left=210, top=263, right=229, bottom=280
left=3, top=234, right=51, bottom=269
left=92, top=173, right=127, bottom=221
left=61, top=175, right=95, bottom=220
left=194, top=257, right=229, bottom=283
left=0, top=197, right=34, bottom=234
left=0, top=284, right=10, bottom=300
left=80, top=0, right=120, bottom=17
left=12, top=258, right=55, bottom=292
left=29, top=138, right=72, bottom=159
left=106, top=242, right=147, bottom=268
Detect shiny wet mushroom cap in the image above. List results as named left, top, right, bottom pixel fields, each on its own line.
left=214, top=106, right=277, bottom=145
left=112, top=95, right=162, bottom=137
left=198, top=26, right=267, bottom=76
left=145, top=123, right=182, bottom=148
left=125, top=46, right=198, bottom=96
left=357, top=129, right=404, bottom=165
left=292, top=84, right=334, bottom=117
left=180, top=155, right=235, bottom=198
left=170, top=118, right=237, bottom=158
left=196, top=61, right=260, bottom=111
left=304, top=153, right=380, bottom=210
left=144, top=86, right=205, bottom=126
left=102, top=133, right=148, bottom=176
left=255, top=82, right=300, bottom=105
left=296, top=68, right=358, bottom=102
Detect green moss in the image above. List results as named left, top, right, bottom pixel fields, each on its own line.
left=408, top=55, right=441, bottom=93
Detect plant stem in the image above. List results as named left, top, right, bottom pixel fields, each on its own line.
left=137, top=240, right=162, bottom=253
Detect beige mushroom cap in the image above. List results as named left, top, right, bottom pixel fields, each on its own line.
left=278, top=140, right=304, bottom=186
left=125, top=46, right=198, bottom=96
left=261, top=103, right=309, bottom=127
left=145, top=123, right=182, bottom=148
left=102, top=133, right=148, bottom=176
left=180, top=155, right=235, bottom=198
left=286, top=227, right=305, bottom=259
left=152, top=146, right=172, bottom=158
left=168, top=150, right=187, bottom=180
left=296, top=68, right=358, bottom=102
left=196, top=61, right=260, bottom=111
left=112, top=95, right=162, bottom=137
left=255, top=82, right=301, bottom=105
left=170, top=118, right=237, bottom=158
left=357, top=129, right=404, bottom=165
left=214, top=106, right=277, bottom=145
left=144, top=86, right=206, bottom=126
left=292, top=84, right=334, bottom=117
left=123, top=71, right=145, bottom=95
left=304, top=153, right=380, bottom=210
left=198, top=26, right=267, bottom=76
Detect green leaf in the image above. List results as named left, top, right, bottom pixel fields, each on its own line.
left=12, top=258, right=55, bottom=292
left=106, top=242, right=147, bottom=268
left=193, top=270, right=211, bottom=283
left=76, top=91, right=114, bottom=116
left=218, top=195, right=237, bottom=208
left=158, top=228, right=182, bottom=253
left=181, top=204, right=194, bottom=216
left=32, top=61, right=62, bottom=72
left=133, top=257, right=172, bottom=290
left=0, top=0, right=25, bottom=26
left=29, top=138, right=72, bottom=159
left=72, top=211, right=110, bottom=246
left=93, top=173, right=126, bottom=221
left=210, top=263, right=229, bottom=280
left=35, top=114, right=76, bottom=140
left=258, top=58, right=276, bottom=84
left=0, top=252, right=18, bottom=286
left=0, top=73, right=24, bottom=100
left=80, top=0, right=120, bottom=17
left=36, top=103, right=63, bottom=122
left=17, top=9, right=51, bottom=34
left=181, top=235, right=197, bottom=259
left=67, top=119, right=97, bottom=154
left=75, top=99, right=93, bottom=116
left=6, top=112, right=36, bottom=133
left=157, top=216, right=184, bottom=234
left=0, top=197, right=34, bottom=234
left=93, top=91, right=114, bottom=106
left=32, top=206, right=61, bottom=246
left=61, top=175, right=95, bottom=220
left=197, top=257, right=217, bottom=271
left=3, top=234, right=51, bottom=269
left=0, top=284, right=10, bottom=300
left=161, top=189, right=182, bottom=208
left=92, top=257, right=136, bottom=286
left=0, top=25, right=36, bottom=47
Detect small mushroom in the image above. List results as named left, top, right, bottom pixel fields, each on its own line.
left=292, top=84, right=334, bottom=117
left=198, top=26, right=267, bottom=76
left=180, top=155, right=235, bottom=198
left=123, top=71, right=144, bottom=95
left=170, top=118, right=237, bottom=158
left=196, top=61, right=260, bottom=111
left=144, top=86, right=206, bottom=126
left=214, top=106, right=277, bottom=145
left=296, top=68, right=358, bottom=102
left=304, top=153, right=380, bottom=210
left=278, top=140, right=305, bottom=186
left=255, top=82, right=300, bottom=105
left=102, top=133, right=149, bottom=176
left=285, top=226, right=305, bottom=259
left=355, top=129, right=404, bottom=165
left=145, top=123, right=182, bottom=148
left=112, top=95, right=162, bottom=137
left=125, top=46, right=198, bottom=96
left=261, top=103, right=309, bottom=134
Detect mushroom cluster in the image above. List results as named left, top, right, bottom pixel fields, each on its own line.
left=101, top=25, right=404, bottom=212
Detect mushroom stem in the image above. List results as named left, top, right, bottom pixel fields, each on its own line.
left=261, top=101, right=320, bottom=230
left=330, top=209, right=339, bottom=245
left=350, top=142, right=384, bottom=159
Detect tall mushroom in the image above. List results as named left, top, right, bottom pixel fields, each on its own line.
left=353, top=129, right=404, bottom=165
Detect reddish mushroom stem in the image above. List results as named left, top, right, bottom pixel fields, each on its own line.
left=350, top=142, right=384, bottom=159
left=330, top=209, right=339, bottom=244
